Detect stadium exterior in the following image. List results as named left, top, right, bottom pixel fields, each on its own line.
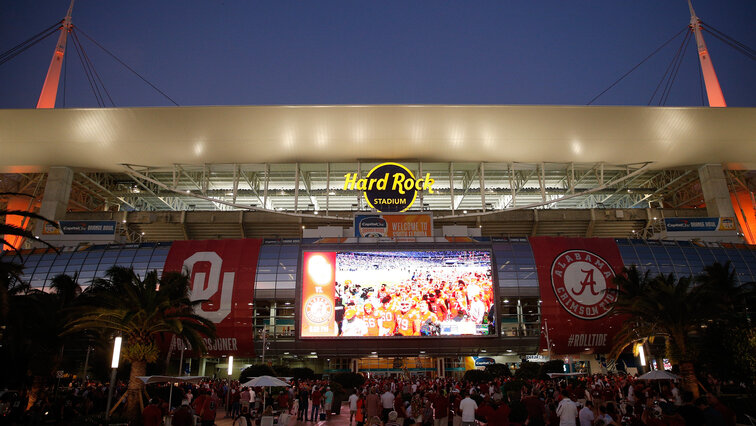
left=2, top=105, right=756, bottom=377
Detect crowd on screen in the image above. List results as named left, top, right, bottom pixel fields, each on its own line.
left=334, top=251, right=496, bottom=337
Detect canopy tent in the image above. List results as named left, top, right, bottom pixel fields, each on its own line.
left=547, top=372, right=587, bottom=378
left=637, top=370, right=679, bottom=380
left=136, top=375, right=206, bottom=384
left=137, top=375, right=206, bottom=409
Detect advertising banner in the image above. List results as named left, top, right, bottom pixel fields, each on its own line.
left=42, top=220, right=117, bottom=235
left=354, top=213, right=433, bottom=238
left=162, top=239, right=261, bottom=356
left=529, top=237, right=625, bottom=354
left=664, top=217, right=736, bottom=232
left=301, top=251, right=338, bottom=337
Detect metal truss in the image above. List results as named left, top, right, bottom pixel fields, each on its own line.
left=3, top=164, right=752, bottom=217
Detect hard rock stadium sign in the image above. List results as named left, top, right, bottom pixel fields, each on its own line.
left=343, top=162, right=436, bottom=212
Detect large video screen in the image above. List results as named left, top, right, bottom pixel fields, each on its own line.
left=300, top=250, right=495, bottom=338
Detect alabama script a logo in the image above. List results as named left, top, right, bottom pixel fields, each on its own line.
left=550, top=249, right=617, bottom=320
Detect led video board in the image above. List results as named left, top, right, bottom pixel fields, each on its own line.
left=300, top=250, right=495, bottom=338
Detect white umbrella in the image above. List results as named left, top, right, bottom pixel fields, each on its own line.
left=241, top=376, right=290, bottom=387
left=637, top=370, right=679, bottom=380
left=240, top=376, right=290, bottom=411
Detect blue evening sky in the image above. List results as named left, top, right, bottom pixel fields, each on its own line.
left=1, top=0, right=754, bottom=108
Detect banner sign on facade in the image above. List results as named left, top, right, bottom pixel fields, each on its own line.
left=162, top=239, right=262, bottom=356
left=300, top=251, right=338, bottom=337
left=529, top=237, right=625, bottom=354
left=354, top=213, right=433, bottom=238
left=664, top=217, right=736, bottom=232
left=42, top=220, right=117, bottom=235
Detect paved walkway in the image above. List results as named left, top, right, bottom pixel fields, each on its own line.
left=214, top=402, right=352, bottom=426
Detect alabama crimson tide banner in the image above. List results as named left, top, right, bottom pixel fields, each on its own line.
left=162, top=239, right=262, bottom=357
left=529, top=237, right=624, bottom=354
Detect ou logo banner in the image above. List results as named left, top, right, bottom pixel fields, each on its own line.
left=183, top=251, right=234, bottom=323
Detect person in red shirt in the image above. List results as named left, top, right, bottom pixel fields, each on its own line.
left=432, top=390, right=449, bottom=426
left=142, top=398, right=163, bottom=426
left=310, top=387, right=322, bottom=421
left=198, top=390, right=220, bottom=426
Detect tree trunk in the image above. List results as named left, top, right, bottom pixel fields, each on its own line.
left=25, top=375, right=45, bottom=411
left=679, top=361, right=699, bottom=398
left=126, top=360, right=147, bottom=422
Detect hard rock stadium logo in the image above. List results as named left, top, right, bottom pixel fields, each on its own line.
left=343, top=162, right=435, bottom=212
left=550, top=249, right=617, bottom=320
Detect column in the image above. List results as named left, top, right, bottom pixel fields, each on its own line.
left=35, top=166, right=74, bottom=237
left=698, top=164, right=736, bottom=218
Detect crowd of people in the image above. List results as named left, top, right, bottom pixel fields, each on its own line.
left=0, top=372, right=746, bottom=425
left=286, top=374, right=740, bottom=426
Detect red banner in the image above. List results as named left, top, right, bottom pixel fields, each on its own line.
left=162, top=239, right=261, bottom=357
left=529, top=237, right=625, bottom=354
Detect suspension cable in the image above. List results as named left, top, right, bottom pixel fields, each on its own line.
left=660, top=31, right=692, bottom=106
left=70, top=30, right=115, bottom=106
left=73, top=26, right=180, bottom=106
left=701, top=29, right=756, bottom=62
left=587, top=27, right=688, bottom=105
left=648, top=30, right=691, bottom=105
left=69, top=30, right=104, bottom=107
left=700, top=20, right=756, bottom=60
left=0, top=21, right=62, bottom=66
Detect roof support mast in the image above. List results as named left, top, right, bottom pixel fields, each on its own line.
left=688, top=0, right=726, bottom=107
left=37, top=0, right=74, bottom=109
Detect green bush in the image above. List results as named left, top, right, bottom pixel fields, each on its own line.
left=463, top=369, right=491, bottom=383
left=331, top=372, right=366, bottom=390
left=239, top=364, right=277, bottom=382
left=292, top=367, right=316, bottom=381
left=514, top=361, right=540, bottom=380
left=485, top=363, right=512, bottom=378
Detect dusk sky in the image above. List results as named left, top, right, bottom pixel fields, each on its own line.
left=1, top=0, right=754, bottom=108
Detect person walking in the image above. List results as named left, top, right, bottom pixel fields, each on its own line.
left=556, top=391, right=578, bottom=426
left=459, top=392, right=478, bottom=426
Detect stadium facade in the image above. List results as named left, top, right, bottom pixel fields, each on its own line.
left=1, top=105, right=756, bottom=378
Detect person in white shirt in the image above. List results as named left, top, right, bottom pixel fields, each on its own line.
left=381, top=389, right=396, bottom=422
left=349, top=389, right=360, bottom=424
left=556, top=390, right=578, bottom=426
left=578, top=401, right=595, bottom=426
left=459, top=393, right=478, bottom=426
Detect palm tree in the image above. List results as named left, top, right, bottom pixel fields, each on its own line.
left=610, top=268, right=712, bottom=397
left=1, top=192, right=58, bottom=328
left=66, top=266, right=216, bottom=421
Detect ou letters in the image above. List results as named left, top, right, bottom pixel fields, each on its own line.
left=183, top=251, right=234, bottom=323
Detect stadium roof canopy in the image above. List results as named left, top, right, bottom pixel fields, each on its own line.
left=2, top=105, right=755, bottom=172
left=1, top=105, right=754, bottom=213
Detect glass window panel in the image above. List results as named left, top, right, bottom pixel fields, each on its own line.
left=37, top=260, right=54, bottom=267
left=257, top=266, right=276, bottom=274
left=279, top=246, right=299, bottom=258
left=132, top=262, right=149, bottom=269
left=259, top=246, right=280, bottom=258
left=499, top=279, right=519, bottom=287
left=278, top=258, right=298, bottom=266
left=256, top=273, right=277, bottom=282
left=499, top=272, right=517, bottom=279
left=81, top=263, right=98, bottom=271
left=276, top=281, right=296, bottom=289
left=518, top=279, right=538, bottom=287
left=257, top=258, right=279, bottom=267
left=256, top=281, right=276, bottom=289
left=277, top=273, right=296, bottom=281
